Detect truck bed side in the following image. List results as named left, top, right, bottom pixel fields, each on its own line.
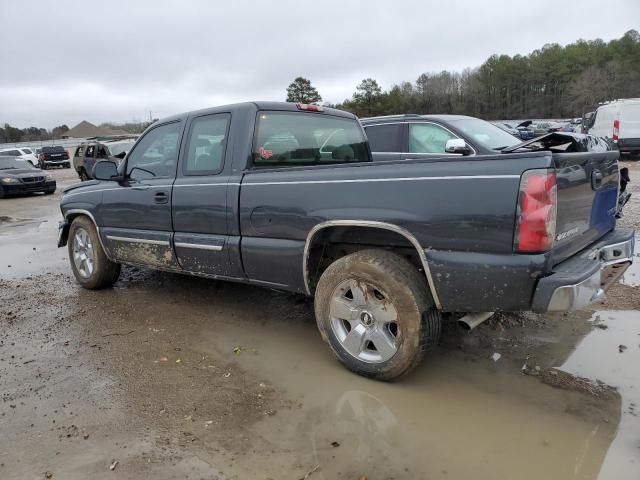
left=239, top=152, right=555, bottom=310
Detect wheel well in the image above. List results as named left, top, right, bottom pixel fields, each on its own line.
left=305, top=226, right=423, bottom=294
left=60, top=212, right=93, bottom=246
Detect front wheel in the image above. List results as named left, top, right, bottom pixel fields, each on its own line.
left=68, top=216, right=121, bottom=289
left=314, top=249, right=441, bottom=381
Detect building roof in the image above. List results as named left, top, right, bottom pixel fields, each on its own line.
left=62, top=121, right=130, bottom=138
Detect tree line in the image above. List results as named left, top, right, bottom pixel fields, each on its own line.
left=287, top=29, right=640, bottom=120
left=0, top=124, right=70, bottom=144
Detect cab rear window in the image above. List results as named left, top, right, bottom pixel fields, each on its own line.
left=253, top=111, right=369, bottom=167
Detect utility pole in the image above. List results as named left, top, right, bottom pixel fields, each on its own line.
left=149, top=111, right=153, bottom=123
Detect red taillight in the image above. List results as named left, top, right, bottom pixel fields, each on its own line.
left=39, top=153, right=44, bottom=160
left=296, top=103, right=323, bottom=112
left=613, top=119, right=619, bottom=141
left=515, top=169, right=557, bottom=253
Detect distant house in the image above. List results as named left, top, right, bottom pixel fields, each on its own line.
left=62, top=121, right=130, bottom=139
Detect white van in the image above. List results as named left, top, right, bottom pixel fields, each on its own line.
left=588, top=98, right=640, bottom=158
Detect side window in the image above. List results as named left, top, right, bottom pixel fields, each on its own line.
left=253, top=111, right=369, bottom=167
left=22, top=148, right=32, bottom=154
left=75, top=146, right=84, bottom=157
left=85, top=145, right=95, bottom=158
left=364, top=124, right=404, bottom=152
left=126, top=122, right=181, bottom=180
left=409, top=123, right=457, bottom=154
left=183, top=114, right=230, bottom=175
left=97, top=145, right=108, bottom=158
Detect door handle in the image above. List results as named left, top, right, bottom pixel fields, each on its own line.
left=154, top=191, right=169, bottom=204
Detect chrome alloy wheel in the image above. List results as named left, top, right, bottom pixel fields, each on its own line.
left=329, top=279, right=400, bottom=363
left=72, top=227, right=95, bottom=278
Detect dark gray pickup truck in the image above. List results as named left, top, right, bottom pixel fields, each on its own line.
left=58, top=102, right=635, bottom=380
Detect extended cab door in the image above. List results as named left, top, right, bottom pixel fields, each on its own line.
left=171, top=112, right=243, bottom=278
left=98, top=121, right=182, bottom=268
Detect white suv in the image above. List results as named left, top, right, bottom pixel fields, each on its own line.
left=0, top=147, right=39, bottom=166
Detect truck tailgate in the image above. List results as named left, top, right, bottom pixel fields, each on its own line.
left=550, top=150, right=619, bottom=265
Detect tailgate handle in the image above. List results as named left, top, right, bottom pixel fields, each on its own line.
left=591, top=170, right=603, bottom=190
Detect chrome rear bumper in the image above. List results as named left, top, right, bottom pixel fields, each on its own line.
left=532, top=230, right=635, bottom=312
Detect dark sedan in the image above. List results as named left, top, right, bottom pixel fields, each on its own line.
left=0, top=156, right=56, bottom=198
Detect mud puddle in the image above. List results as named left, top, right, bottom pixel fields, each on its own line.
left=561, top=311, right=640, bottom=479
left=0, top=215, right=66, bottom=278
left=1, top=271, right=626, bottom=480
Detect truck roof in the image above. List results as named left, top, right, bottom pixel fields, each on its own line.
left=360, top=114, right=478, bottom=123
left=156, top=101, right=357, bottom=126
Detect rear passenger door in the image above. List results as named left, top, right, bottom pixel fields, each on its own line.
left=84, top=144, right=97, bottom=177
left=171, top=113, right=242, bottom=278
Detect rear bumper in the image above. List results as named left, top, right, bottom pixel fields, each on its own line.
left=531, top=229, right=635, bottom=312
left=43, top=160, right=70, bottom=165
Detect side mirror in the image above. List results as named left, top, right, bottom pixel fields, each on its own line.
left=92, top=160, right=121, bottom=181
left=445, top=138, right=472, bottom=155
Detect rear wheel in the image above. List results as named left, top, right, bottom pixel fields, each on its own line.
left=314, top=249, right=440, bottom=381
left=68, top=216, right=121, bottom=289
left=79, top=170, right=89, bottom=181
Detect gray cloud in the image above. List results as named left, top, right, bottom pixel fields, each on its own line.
left=1, top=0, right=638, bottom=128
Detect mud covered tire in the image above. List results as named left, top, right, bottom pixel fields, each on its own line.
left=314, top=249, right=440, bottom=381
left=68, top=216, right=121, bottom=289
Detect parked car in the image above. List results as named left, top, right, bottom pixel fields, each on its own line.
left=0, top=147, right=38, bottom=166
left=361, top=114, right=524, bottom=158
left=39, top=146, right=70, bottom=169
left=73, top=138, right=137, bottom=181
left=57, top=102, right=634, bottom=380
left=0, top=155, right=56, bottom=198
left=585, top=99, right=640, bottom=159
left=490, top=121, right=521, bottom=138
left=529, top=121, right=564, bottom=136
left=513, top=120, right=537, bottom=140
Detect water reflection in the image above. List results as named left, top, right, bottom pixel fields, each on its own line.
left=561, top=311, right=640, bottom=480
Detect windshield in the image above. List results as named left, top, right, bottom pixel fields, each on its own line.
left=450, top=118, right=521, bottom=150
left=107, top=141, right=135, bottom=157
left=0, top=157, right=34, bottom=170
left=22, top=148, right=32, bottom=154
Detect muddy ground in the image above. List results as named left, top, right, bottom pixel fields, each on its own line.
left=1, top=163, right=639, bottom=480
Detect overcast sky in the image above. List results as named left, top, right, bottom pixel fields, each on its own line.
left=1, top=0, right=638, bottom=129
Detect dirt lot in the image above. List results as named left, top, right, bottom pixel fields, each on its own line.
left=1, top=163, right=639, bottom=480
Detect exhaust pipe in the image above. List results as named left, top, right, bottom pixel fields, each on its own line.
left=458, top=312, right=495, bottom=331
